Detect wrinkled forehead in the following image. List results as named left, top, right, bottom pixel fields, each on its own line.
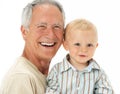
left=33, top=4, right=64, bottom=20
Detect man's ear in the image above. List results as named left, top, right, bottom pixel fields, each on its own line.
left=20, top=26, right=28, bottom=40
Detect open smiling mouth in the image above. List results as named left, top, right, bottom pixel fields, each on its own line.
left=40, top=42, right=56, bottom=47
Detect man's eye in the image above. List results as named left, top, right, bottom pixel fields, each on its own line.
left=54, top=26, right=60, bottom=29
left=74, top=43, right=80, bottom=46
left=53, top=25, right=63, bottom=30
left=37, top=25, right=46, bottom=28
left=36, top=24, right=47, bottom=30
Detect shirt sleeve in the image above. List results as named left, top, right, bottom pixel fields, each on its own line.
left=94, top=70, right=114, bottom=94
left=3, top=74, right=36, bottom=94
left=46, top=66, right=60, bottom=94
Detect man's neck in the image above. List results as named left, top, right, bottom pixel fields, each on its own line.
left=22, top=50, right=50, bottom=75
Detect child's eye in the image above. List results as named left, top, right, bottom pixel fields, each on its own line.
left=74, top=43, right=80, bottom=46
left=87, top=44, right=93, bottom=47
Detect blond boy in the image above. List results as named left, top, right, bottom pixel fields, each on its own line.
left=46, top=19, right=114, bottom=94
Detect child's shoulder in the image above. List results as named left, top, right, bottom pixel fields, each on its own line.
left=52, top=61, right=64, bottom=70
left=91, top=59, right=108, bottom=77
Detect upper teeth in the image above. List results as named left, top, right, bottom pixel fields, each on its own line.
left=41, top=42, right=55, bottom=46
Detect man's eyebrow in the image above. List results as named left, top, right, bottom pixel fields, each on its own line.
left=35, top=23, right=47, bottom=26
left=53, top=23, right=64, bottom=28
left=35, top=22, right=63, bottom=28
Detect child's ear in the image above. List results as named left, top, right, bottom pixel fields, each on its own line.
left=96, top=43, right=98, bottom=48
left=63, top=41, right=69, bottom=51
left=20, top=25, right=28, bottom=40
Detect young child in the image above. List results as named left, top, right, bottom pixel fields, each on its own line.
left=46, top=19, right=114, bottom=94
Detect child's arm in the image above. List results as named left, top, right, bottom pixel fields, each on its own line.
left=94, top=70, right=114, bottom=94
left=46, top=65, right=60, bottom=94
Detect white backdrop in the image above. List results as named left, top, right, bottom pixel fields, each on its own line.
left=0, top=0, right=120, bottom=93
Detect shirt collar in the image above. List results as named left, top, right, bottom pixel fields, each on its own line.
left=84, top=59, right=100, bottom=72
left=60, top=54, right=100, bottom=73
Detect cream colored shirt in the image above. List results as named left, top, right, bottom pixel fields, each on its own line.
left=0, top=57, right=46, bottom=94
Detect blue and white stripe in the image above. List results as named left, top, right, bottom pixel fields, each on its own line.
left=46, top=54, right=114, bottom=94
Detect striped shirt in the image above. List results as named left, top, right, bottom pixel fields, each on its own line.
left=46, top=54, right=114, bottom=94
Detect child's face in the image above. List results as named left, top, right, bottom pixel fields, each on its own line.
left=63, top=29, right=98, bottom=66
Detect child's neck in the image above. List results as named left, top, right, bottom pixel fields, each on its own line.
left=71, top=62, right=89, bottom=71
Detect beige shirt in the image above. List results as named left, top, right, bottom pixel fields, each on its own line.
left=0, top=57, right=46, bottom=94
